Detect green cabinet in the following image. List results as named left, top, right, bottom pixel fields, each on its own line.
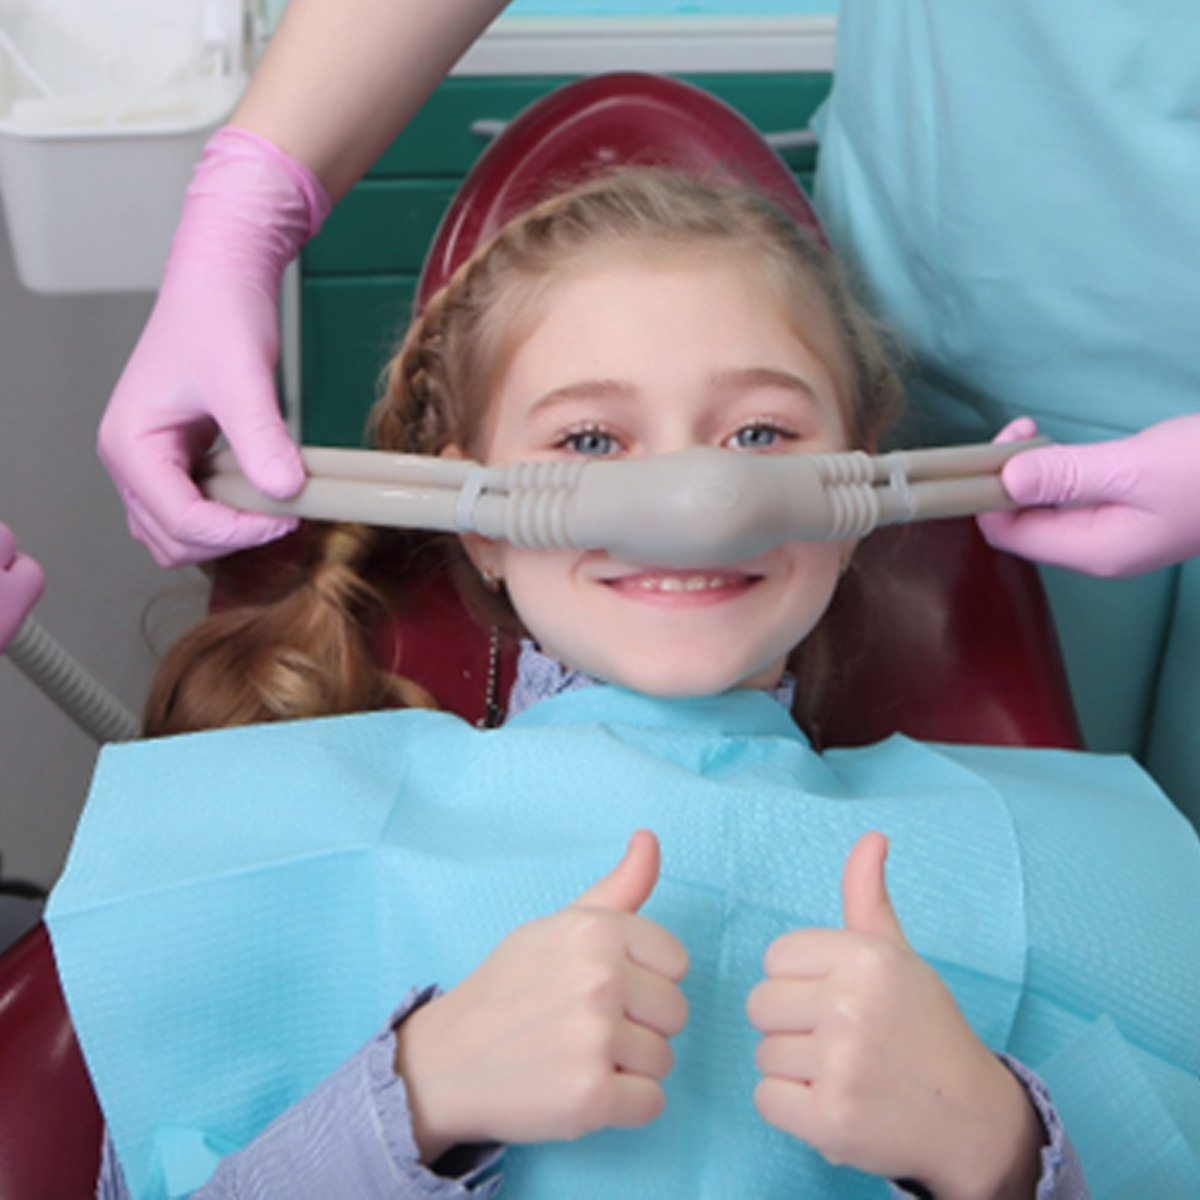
left=300, top=72, right=831, bottom=448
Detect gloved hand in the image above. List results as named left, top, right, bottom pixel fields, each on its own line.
left=978, top=415, right=1200, bottom=577
left=0, top=522, right=45, bottom=652
left=97, top=128, right=331, bottom=567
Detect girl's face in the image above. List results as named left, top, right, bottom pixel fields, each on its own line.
left=466, top=252, right=853, bottom=697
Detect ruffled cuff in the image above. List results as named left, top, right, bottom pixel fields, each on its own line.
left=997, top=1054, right=1088, bottom=1200
left=889, top=1054, right=1088, bottom=1199
left=371, top=986, right=506, bottom=1196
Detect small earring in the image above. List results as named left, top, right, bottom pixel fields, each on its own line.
left=838, top=555, right=853, bottom=579
left=480, top=566, right=502, bottom=592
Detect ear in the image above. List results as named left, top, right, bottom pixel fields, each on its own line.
left=440, top=443, right=503, bottom=582
left=838, top=536, right=859, bottom=579
left=461, top=531, right=502, bottom=582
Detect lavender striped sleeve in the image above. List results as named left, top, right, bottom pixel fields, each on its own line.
left=889, top=1055, right=1089, bottom=1200
left=96, top=988, right=504, bottom=1200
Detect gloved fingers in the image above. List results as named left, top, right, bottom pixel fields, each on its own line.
left=124, top=475, right=297, bottom=568
left=977, top=506, right=1147, bottom=578
left=106, top=414, right=298, bottom=566
left=0, top=525, right=46, bottom=603
left=992, top=415, right=1039, bottom=445
left=217, top=385, right=306, bottom=501
left=6, top=552, right=46, bottom=602
left=998, top=440, right=1135, bottom=509
left=0, top=548, right=46, bottom=649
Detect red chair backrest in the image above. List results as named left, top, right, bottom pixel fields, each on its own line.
left=419, top=71, right=825, bottom=307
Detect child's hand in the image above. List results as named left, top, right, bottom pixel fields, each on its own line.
left=747, top=833, right=1042, bottom=1198
left=394, top=830, right=688, bottom=1161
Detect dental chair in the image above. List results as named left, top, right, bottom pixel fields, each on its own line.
left=0, top=73, right=1082, bottom=1200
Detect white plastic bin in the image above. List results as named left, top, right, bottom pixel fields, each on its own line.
left=0, top=1, right=246, bottom=293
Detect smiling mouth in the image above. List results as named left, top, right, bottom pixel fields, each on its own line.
left=601, top=570, right=762, bottom=605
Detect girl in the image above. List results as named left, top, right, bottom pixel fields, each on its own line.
left=52, top=168, right=1197, bottom=1199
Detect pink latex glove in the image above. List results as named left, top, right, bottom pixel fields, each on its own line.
left=0, top=522, right=46, bottom=653
left=97, top=128, right=331, bottom=566
left=978, top=415, right=1200, bottom=577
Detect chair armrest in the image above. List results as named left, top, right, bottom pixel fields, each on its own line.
left=0, top=922, right=103, bottom=1200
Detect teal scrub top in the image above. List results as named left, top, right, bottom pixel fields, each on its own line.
left=814, top=1, right=1200, bottom=812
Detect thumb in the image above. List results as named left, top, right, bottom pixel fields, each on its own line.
left=1000, top=440, right=1133, bottom=509
left=574, top=829, right=661, bottom=914
left=219, top=384, right=306, bottom=500
left=841, top=832, right=906, bottom=943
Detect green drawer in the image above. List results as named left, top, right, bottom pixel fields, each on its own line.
left=368, top=73, right=830, bottom=179
left=305, top=72, right=828, bottom=275
left=304, top=180, right=459, bottom=276
left=301, top=276, right=417, bottom=447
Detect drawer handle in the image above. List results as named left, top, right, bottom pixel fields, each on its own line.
left=470, top=120, right=817, bottom=151
left=470, top=119, right=509, bottom=141
left=764, top=129, right=818, bottom=151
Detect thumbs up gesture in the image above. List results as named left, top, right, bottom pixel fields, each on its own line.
left=746, top=833, right=1042, bottom=1195
left=395, top=831, right=689, bottom=1161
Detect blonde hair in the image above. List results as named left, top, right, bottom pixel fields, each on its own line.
left=145, top=168, right=903, bottom=738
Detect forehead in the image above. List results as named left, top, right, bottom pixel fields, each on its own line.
left=498, top=247, right=839, bottom=388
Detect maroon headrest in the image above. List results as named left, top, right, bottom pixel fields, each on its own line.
left=418, top=71, right=823, bottom=307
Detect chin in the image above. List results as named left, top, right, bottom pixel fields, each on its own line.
left=587, top=654, right=782, bottom=699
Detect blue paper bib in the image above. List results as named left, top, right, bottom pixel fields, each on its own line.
left=47, top=687, right=1200, bottom=1197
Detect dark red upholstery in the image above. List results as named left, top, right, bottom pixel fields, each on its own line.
left=0, top=923, right=102, bottom=1200
left=820, top=519, right=1081, bottom=749
left=419, top=71, right=825, bottom=307
left=0, top=72, right=1081, bottom=1198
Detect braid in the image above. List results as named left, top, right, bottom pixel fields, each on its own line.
left=143, top=523, right=435, bottom=737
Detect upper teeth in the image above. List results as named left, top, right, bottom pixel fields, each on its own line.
left=634, top=575, right=731, bottom=592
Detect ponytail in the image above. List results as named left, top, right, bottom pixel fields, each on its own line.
left=143, top=524, right=434, bottom=737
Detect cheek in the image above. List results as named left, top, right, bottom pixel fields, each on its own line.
left=495, top=548, right=575, bottom=631
left=779, top=544, right=844, bottom=627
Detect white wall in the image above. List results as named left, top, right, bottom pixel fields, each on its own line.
left=0, top=218, right=207, bottom=889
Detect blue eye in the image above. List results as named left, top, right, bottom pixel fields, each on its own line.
left=726, top=423, right=795, bottom=451
left=558, top=426, right=619, bottom=456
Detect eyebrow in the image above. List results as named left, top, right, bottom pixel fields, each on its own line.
left=709, top=366, right=819, bottom=406
left=526, top=367, right=819, bottom=418
left=526, top=379, right=638, bottom=419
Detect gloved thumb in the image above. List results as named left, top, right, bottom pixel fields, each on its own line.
left=841, top=832, right=906, bottom=943
left=574, top=829, right=661, bottom=914
left=218, top=381, right=306, bottom=501
left=1000, top=440, right=1133, bottom=509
